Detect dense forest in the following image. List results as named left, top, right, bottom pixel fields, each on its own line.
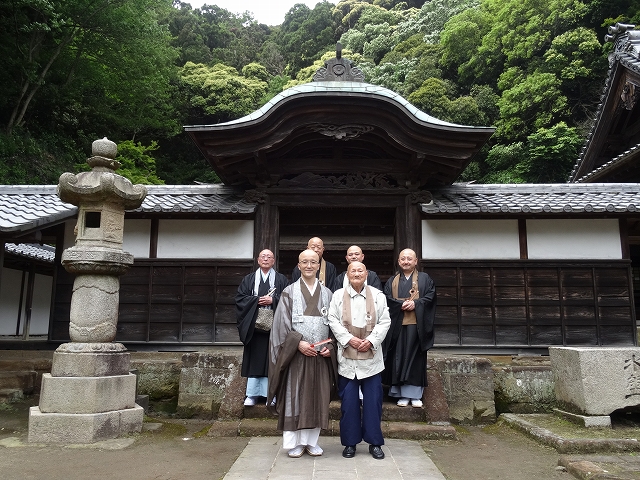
left=1, top=0, right=639, bottom=185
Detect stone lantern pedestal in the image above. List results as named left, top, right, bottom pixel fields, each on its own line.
left=28, top=138, right=147, bottom=443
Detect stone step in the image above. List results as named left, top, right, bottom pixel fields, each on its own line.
left=208, top=417, right=457, bottom=440
left=243, top=400, right=427, bottom=422
left=0, top=388, right=24, bottom=404
left=0, top=371, right=37, bottom=394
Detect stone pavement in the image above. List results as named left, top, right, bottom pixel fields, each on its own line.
left=223, top=436, right=446, bottom=480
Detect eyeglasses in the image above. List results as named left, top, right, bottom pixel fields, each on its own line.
left=259, top=254, right=274, bottom=259
left=299, top=260, right=319, bottom=266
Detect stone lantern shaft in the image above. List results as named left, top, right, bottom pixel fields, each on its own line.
left=28, top=137, right=147, bottom=444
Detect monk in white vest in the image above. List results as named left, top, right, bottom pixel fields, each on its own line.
left=329, top=261, right=390, bottom=460
left=268, top=249, right=337, bottom=457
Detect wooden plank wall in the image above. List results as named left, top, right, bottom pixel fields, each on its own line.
left=426, top=260, right=636, bottom=347
left=51, top=260, right=252, bottom=344
left=52, top=259, right=636, bottom=348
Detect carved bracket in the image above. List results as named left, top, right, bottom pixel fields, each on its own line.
left=308, top=124, right=374, bottom=140
left=621, top=81, right=640, bottom=110
left=244, top=189, right=268, bottom=204
left=408, top=191, right=433, bottom=204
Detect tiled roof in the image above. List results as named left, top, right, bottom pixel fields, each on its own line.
left=0, top=184, right=256, bottom=234
left=423, top=183, right=640, bottom=214
left=0, top=186, right=76, bottom=234
left=136, top=185, right=255, bottom=214
left=574, top=144, right=640, bottom=183
left=5, top=243, right=55, bottom=262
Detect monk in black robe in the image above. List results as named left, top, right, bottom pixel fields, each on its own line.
left=291, top=237, right=336, bottom=288
left=236, top=249, right=288, bottom=406
left=332, top=245, right=382, bottom=292
left=383, top=248, right=436, bottom=408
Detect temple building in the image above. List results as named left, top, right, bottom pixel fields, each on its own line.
left=2, top=30, right=640, bottom=352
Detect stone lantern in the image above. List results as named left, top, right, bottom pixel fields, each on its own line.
left=28, top=138, right=148, bottom=443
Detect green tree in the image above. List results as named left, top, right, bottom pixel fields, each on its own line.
left=0, top=0, right=178, bottom=138
left=518, top=122, right=582, bottom=182
left=179, top=62, right=268, bottom=124
left=115, top=140, right=165, bottom=185
left=276, top=2, right=337, bottom=73
left=496, top=71, right=568, bottom=141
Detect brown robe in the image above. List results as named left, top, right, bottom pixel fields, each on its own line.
left=267, top=280, right=337, bottom=432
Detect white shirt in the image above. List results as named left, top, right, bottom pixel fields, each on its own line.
left=328, top=284, right=391, bottom=379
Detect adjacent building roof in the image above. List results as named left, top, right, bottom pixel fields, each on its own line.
left=570, top=23, right=640, bottom=183
left=0, top=184, right=255, bottom=234
left=5, top=243, right=56, bottom=262
left=0, top=186, right=76, bottom=235
left=423, top=183, right=640, bottom=215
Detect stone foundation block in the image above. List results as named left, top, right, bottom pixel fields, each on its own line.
left=51, top=351, right=130, bottom=377
left=431, top=355, right=496, bottom=424
left=28, top=404, right=143, bottom=444
left=39, top=373, right=137, bottom=414
left=0, top=371, right=37, bottom=393
left=177, top=392, right=216, bottom=418
left=493, top=365, right=555, bottom=414
left=549, top=347, right=640, bottom=416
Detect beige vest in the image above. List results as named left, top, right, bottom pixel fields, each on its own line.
left=391, top=270, right=419, bottom=325
left=341, top=286, right=376, bottom=360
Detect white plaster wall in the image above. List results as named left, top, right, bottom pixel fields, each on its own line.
left=0, top=268, right=24, bottom=335
left=526, top=219, right=621, bottom=259
left=0, top=269, right=53, bottom=336
left=157, top=219, right=254, bottom=259
left=123, top=219, right=151, bottom=258
left=422, top=219, right=520, bottom=259
left=29, top=273, right=52, bottom=335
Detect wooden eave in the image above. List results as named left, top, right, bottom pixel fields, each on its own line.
left=186, top=83, right=494, bottom=188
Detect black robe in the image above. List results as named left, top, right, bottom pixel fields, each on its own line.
left=235, top=270, right=289, bottom=378
left=332, top=270, right=382, bottom=292
left=291, top=259, right=336, bottom=289
left=383, top=271, right=436, bottom=387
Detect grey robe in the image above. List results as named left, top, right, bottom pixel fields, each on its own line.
left=267, top=280, right=337, bottom=432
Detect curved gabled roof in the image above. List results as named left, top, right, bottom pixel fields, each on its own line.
left=570, top=23, right=640, bottom=183
left=186, top=80, right=494, bottom=188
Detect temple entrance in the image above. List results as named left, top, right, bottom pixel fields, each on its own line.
left=278, top=206, right=396, bottom=286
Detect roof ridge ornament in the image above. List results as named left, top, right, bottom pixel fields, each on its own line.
left=604, top=23, right=640, bottom=55
left=313, top=42, right=365, bottom=82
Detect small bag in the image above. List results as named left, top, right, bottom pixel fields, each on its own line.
left=255, top=308, right=274, bottom=331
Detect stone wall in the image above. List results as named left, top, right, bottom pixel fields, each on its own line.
left=176, top=350, right=245, bottom=419
left=1, top=349, right=558, bottom=423
left=429, top=355, right=497, bottom=424
left=493, top=363, right=555, bottom=414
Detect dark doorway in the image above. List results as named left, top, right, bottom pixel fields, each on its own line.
left=278, top=207, right=396, bottom=286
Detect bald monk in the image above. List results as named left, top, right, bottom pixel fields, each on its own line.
left=268, top=249, right=336, bottom=458
left=333, top=245, right=382, bottom=292
left=329, top=261, right=391, bottom=460
left=383, top=248, right=436, bottom=408
left=291, top=237, right=337, bottom=288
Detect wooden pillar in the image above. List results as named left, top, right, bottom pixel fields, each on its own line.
left=252, top=192, right=280, bottom=268
left=395, top=192, right=429, bottom=261
left=518, top=218, right=528, bottom=259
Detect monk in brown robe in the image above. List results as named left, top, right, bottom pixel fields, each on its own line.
left=268, top=249, right=337, bottom=458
